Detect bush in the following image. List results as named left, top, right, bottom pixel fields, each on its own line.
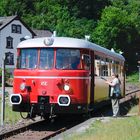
left=0, top=68, right=11, bottom=86
left=126, top=72, right=139, bottom=83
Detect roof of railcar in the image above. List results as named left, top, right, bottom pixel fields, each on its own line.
left=17, top=37, right=125, bottom=61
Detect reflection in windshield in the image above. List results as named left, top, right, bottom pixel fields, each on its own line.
left=56, top=49, right=80, bottom=70
left=18, top=48, right=81, bottom=70
left=18, top=48, right=54, bottom=69
left=39, top=48, right=54, bottom=69
left=20, top=49, right=38, bottom=69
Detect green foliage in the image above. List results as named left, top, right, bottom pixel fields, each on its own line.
left=22, top=1, right=96, bottom=38
left=67, top=115, right=140, bottom=140
left=126, top=72, right=139, bottom=83
left=0, top=98, right=21, bottom=123
left=0, top=0, right=36, bottom=16
left=0, top=0, right=140, bottom=73
left=93, top=0, right=140, bottom=72
left=93, top=5, right=138, bottom=61
left=93, top=6, right=129, bottom=50
left=0, top=68, right=11, bottom=86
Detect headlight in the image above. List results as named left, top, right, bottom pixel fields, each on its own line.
left=59, top=97, right=69, bottom=104
left=57, top=95, right=70, bottom=106
left=10, top=94, right=22, bottom=105
left=20, top=83, right=26, bottom=91
left=64, top=84, right=70, bottom=91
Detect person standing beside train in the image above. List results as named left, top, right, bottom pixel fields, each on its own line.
left=106, top=73, right=121, bottom=117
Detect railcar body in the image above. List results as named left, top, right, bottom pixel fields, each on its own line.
left=10, top=37, right=125, bottom=118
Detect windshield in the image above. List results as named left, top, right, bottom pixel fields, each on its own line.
left=18, top=48, right=54, bottom=69
left=19, top=48, right=38, bottom=69
left=17, top=48, right=81, bottom=70
left=56, top=49, right=81, bottom=70
left=39, top=48, right=54, bottom=69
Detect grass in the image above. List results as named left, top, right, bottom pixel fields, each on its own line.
left=128, top=104, right=139, bottom=114
left=0, top=97, right=22, bottom=124
left=65, top=104, right=140, bottom=140
left=126, top=72, right=139, bottom=83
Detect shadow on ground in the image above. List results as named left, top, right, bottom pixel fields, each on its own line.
left=92, top=96, right=139, bottom=117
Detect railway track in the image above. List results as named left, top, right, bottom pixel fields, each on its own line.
left=0, top=114, right=84, bottom=140
left=1, top=88, right=140, bottom=140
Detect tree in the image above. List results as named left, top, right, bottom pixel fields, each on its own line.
left=92, top=0, right=140, bottom=73
left=0, top=0, right=108, bottom=38
left=23, top=1, right=96, bottom=38
left=0, top=0, right=35, bottom=16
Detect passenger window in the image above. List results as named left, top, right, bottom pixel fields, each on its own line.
left=95, top=55, right=109, bottom=76
left=82, top=54, right=91, bottom=70
left=95, top=55, right=123, bottom=77
left=100, top=58, right=108, bottom=76
left=95, top=55, right=100, bottom=76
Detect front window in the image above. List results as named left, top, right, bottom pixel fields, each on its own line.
left=56, top=49, right=80, bottom=70
left=39, top=48, right=54, bottom=69
left=82, top=54, right=91, bottom=70
left=19, top=49, right=38, bottom=69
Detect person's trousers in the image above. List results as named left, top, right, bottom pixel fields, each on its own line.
left=111, top=98, right=120, bottom=116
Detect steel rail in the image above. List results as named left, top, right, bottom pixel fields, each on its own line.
left=0, top=119, right=45, bottom=139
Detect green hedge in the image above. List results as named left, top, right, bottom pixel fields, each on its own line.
left=0, top=68, right=11, bottom=86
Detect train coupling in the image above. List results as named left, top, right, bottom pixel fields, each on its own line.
left=10, top=94, right=22, bottom=105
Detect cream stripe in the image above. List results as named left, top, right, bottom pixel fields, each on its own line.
left=14, top=76, right=90, bottom=80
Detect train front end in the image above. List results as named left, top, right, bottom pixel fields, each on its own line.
left=10, top=37, right=91, bottom=118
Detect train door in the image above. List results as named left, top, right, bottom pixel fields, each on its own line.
left=82, top=50, right=94, bottom=108
left=90, top=51, right=94, bottom=107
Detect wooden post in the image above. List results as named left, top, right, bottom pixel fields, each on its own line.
left=1, top=57, right=5, bottom=126
left=139, top=93, right=140, bottom=116
left=137, top=61, right=140, bottom=82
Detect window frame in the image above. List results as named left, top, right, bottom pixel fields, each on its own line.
left=19, top=48, right=38, bottom=69
left=6, top=36, right=13, bottom=49
left=5, top=52, right=14, bottom=65
left=11, top=24, right=22, bottom=34
left=56, top=48, right=81, bottom=70
left=16, top=25, right=21, bottom=34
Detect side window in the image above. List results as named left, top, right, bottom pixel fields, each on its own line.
left=120, top=64, right=124, bottom=77
left=5, top=52, right=14, bottom=65
left=115, top=61, right=119, bottom=74
left=11, top=24, right=21, bottom=34
left=17, top=25, right=21, bottom=34
left=95, top=55, right=100, bottom=76
left=82, top=54, right=91, bottom=70
left=111, top=60, right=118, bottom=74
left=6, top=36, right=13, bottom=49
left=100, top=57, right=108, bottom=76
left=108, top=59, right=112, bottom=76
left=95, top=55, right=123, bottom=77
left=95, top=55, right=109, bottom=76
left=110, top=60, right=122, bottom=77
left=11, top=24, right=16, bottom=33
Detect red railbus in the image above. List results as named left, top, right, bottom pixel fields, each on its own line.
left=10, top=37, right=125, bottom=119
